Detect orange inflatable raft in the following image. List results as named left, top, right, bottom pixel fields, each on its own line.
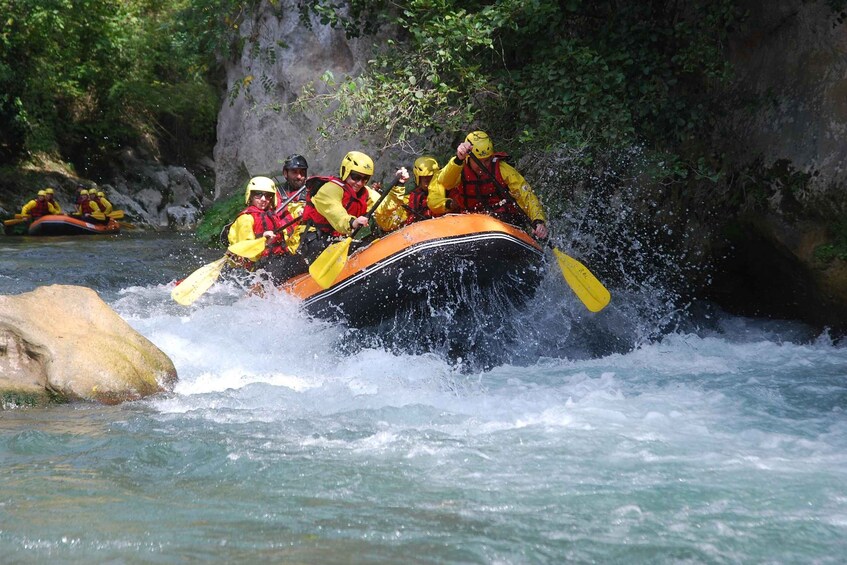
left=26, top=214, right=120, bottom=236
left=281, top=213, right=545, bottom=327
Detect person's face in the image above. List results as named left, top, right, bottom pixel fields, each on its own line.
left=45, top=193, right=54, bottom=200
left=469, top=156, right=491, bottom=175
left=251, top=191, right=272, bottom=210
left=345, top=171, right=370, bottom=190
left=418, top=176, right=432, bottom=191
left=283, top=167, right=307, bottom=190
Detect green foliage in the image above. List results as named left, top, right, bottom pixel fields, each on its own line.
left=194, top=191, right=243, bottom=247
left=511, top=1, right=737, bottom=151
left=294, top=0, right=739, bottom=161
left=299, top=0, right=390, bottom=38
left=0, top=0, right=227, bottom=171
left=814, top=220, right=847, bottom=263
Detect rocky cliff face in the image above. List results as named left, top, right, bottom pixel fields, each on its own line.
left=710, top=0, right=847, bottom=330
left=213, top=0, right=385, bottom=198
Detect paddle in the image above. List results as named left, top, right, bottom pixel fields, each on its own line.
left=171, top=194, right=307, bottom=305
left=3, top=217, right=29, bottom=227
left=465, top=150, right=611, bottom=312
left=171, top=238, right=273, bottom=306
left=274, top=186, right=307, bottom=215
left=171, top=257, right=229, bottom=306
left=308, top=182, right=393, bottom=289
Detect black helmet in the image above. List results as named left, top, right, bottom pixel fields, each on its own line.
left=283, top=154, right=308, bottom=171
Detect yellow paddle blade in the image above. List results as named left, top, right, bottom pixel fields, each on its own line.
left=228, top=238, right=266, bottom=259
left=171, top=257, right=228, bottom=306
left=553, top=248, right=611, bottom=313
left=308, top=237, right=352, bottom=289
left=4, top=217, right=29, bottom=226
left=107, top=210, right=125, bottom=220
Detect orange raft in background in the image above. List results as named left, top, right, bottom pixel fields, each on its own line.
left=282, top=213, right=545, bottom=328
left=26, top=214, right=120, bottom=236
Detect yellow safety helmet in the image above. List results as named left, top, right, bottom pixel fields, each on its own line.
left=80, top=189, right=89, bottom=196
left=45, top=188, right=54, bottom=194
left=339, top=150, right=374, bottom=181
left=413, top=156, right=440, bottom=186
left=37, top=190, right=46, bottom=196
left=465, top=130, right=493, bottom=160
left=97, top=191, right=105, bottom=197
left=244, top=176, right=277, bottom=206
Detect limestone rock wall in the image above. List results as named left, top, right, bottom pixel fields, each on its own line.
left=710, top=0, right=847, bottom=330
left=213, top=0, right=393, bottom=198
left=726, top=1, right=847, bottom=202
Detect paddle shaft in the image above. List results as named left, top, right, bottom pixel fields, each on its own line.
left=350, top=179, right=392, bottom=240
left=275, top=186, right=306, bottom=215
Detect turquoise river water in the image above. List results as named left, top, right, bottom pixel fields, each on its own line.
left=1, top=232, right=846, bottom=563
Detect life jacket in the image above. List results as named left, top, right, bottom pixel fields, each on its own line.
left=301, top=176, right=369, bottom=236
left=30, top=199, right=50, bottom=218
left=236, top=205, right=289, bottom=256
left=275, top=183, right=307, bottom=221
left=405, top=188, right=432, bottom=225
left=447, top=153, right=522, bottom=219
left=78, top=200, right=98, bottom=215
left=277, top=182, right=307, bottom=206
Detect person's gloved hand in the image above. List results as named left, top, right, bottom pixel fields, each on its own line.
left=532, top=221, right=549, bottom=240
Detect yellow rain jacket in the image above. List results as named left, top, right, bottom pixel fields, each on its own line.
left=430, top=157, right=546, bottom=223
left=20, top=199, right=49, bottom=217
left=98, top=196, right=113, bottom=216
left=227, top=214, right=265, bottom=262
left=310, top=181, right=402, bottom=236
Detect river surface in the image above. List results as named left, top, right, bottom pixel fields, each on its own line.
left=1, top=232, right=846, bottom=563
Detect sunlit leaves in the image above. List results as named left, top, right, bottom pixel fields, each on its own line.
left=0, top=0, right=224, bottom=167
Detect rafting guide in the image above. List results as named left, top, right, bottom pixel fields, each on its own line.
left=432, top=131, right=549, bottom=241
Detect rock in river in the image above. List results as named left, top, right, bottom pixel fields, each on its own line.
left=0, top=285, right=177, bottom=407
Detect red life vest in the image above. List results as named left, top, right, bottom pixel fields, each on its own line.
left=405, top=188, right=432, bottom=225
left=79, top=200, right=98, bottom=215
left=237, top=205, right=289, bottom=256
left=30, top=199, right=50, bottom=218
left=301, top=176, right=369, bottom=236
left=447, top=153, right=522, bottom=219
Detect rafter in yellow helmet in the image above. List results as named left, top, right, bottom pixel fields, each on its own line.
left=339, top=151, right=374, bottom=181
left=413, top=156, right=440, bottom=185
left=465, top=131, right=493, bottom=159
left=244, top=176, right=278, bottom=207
